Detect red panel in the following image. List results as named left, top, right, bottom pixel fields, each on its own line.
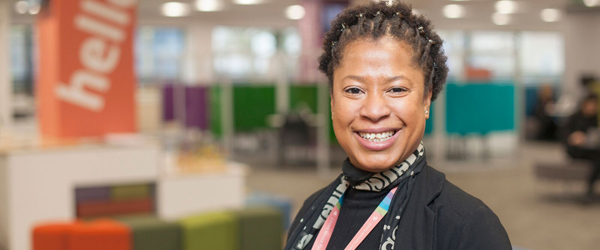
left=37, top=0, right=138, bottom=138
left=77, top=198, right=154, bottom=217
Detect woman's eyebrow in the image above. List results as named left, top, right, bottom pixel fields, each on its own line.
left=384, top=76, right=412, bottom=85
left=342, top=75, right=412, bottom=85
left=342, top=75, right=367, bottom=83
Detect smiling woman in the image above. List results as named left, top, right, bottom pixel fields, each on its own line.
left=332, top=36, right=429, bottom=173
left=285, top=1, right=512, bottom=250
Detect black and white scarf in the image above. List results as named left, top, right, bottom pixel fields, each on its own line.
left=285, top=142, right=426, bottom=250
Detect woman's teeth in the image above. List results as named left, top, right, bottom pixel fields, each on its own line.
left=358, top=131, right=395, bottom=142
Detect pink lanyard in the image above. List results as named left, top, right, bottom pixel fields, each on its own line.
left=311, top=186, right=398, bottom=250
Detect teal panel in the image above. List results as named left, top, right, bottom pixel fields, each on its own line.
left=445, top=82, right=515, bottom=135
left=233, top=86, right=276, bottom=132
left=491, top=84, right=516, bottom=131
left=425, top=105, right=434, bottom=135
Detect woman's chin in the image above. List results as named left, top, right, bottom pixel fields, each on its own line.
left=353, top=158, right=396, bottom=173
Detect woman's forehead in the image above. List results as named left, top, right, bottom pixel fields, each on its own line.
left=335, top=37, right=424, bottom=84
left=344, top=36, right=415, bottom=56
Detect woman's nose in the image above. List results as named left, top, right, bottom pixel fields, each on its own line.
left=360, top=93, right=391, bottom=122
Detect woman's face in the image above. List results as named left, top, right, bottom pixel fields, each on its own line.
left=331, top=36, right=431, bottom=173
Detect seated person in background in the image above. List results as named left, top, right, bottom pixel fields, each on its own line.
left=533, top=85, right=557, bottom=141
left=565, top=94, right=600, bottom=199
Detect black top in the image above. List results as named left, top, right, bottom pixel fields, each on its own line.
left=564, top=112, right=598, bottom=156
left=288, top=162, right=512, bottom=250
left=300, top=159, right=396, bottom=250
left=564, top=112, right=597, bottom=139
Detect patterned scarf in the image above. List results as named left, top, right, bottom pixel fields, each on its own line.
left=285, top=142, right=426, bottom=250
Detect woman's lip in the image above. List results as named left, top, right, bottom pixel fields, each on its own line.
left=354, top=128, right=400, bottom=133
left=354, top=129, right=400, bottom=151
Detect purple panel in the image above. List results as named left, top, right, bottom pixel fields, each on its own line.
left=163, top=84, right=175, bottom=121
left=75, top=187, right=110, bottom=203
left=185, top=86, right=209, bottom=130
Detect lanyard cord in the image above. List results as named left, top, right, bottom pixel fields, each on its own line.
left=312, top=186, right=399, bottom=250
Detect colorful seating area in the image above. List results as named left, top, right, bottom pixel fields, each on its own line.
left=33, top=207, right=283, bottom=250
left=75, top=184, right=155, bottom=218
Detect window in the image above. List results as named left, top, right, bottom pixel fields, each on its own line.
left=10, top=25, right=34, bottom=94
left=468, top=31, right=516, bottom=80
left=135, top=26, right=185, bottom=85
left=212, top=26, right=301, bottom=82
left=437, top=30, right=466, bottom=80
left=519, top=32, right=564, bottom=85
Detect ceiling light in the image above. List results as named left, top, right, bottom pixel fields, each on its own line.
left=14, top=1, right=28, bottom=14
left=584, top=0, right=600, bottom=7
left=540, top=8, right=561, bottom=22
left=492, top=12, right=510, bottom=25
left=28, top=4, right=41, bottom=15
left=196, top=0, right=223, bottom=12
left=286, top=5, right=305, bottom=20
left=412, top=9, right=421, bottom=15
left=162, top=2, right=190, bottom=17
left=235, top=0, right=261, bottom=5
left=443, top=4, right=465, bottom=19
left=495, top=0, right=517, bottom=14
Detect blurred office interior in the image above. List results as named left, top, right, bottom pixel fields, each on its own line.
left=0, top=0, right=600, bottom=250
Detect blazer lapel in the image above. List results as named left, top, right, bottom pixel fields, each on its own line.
left=395, top=162, right=446, bottom=250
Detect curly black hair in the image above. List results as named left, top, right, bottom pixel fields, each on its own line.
left=318, top=1, right=448, bottom=101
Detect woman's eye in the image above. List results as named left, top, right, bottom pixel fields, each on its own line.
left=344, top=87, right=362, bottom=94
left=389, top=87, right=406, bottom=93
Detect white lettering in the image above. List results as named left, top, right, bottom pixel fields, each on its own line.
left=55, top=70, right=110, bottom=112
left=75, top=14, right=124, bottom=42
left=56, top=0, right=134, bottom=112
left=80, top=38, right=120, bottom=73
left=82, top=0, right=130, bottom=25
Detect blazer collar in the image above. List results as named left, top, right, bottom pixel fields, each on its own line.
left=418, top=162, right=446, bottom=205
left=395, top=160, right=446, bottom=250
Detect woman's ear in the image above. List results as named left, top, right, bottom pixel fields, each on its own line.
left=424, top=90, right=433, bottom=119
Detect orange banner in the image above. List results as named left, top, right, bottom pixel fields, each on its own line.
left=37, top=0, right=137, bottom=138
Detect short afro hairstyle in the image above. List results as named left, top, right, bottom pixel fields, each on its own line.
left=318, top=1, right=449, bottom=101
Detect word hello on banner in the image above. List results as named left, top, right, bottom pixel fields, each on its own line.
left=38, top=0, right=137, bottom=138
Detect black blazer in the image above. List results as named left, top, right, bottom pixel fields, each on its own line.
left=288, top=164, right=512, bottom=250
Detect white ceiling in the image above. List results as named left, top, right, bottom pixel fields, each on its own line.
left=10, top=0, right=301, bottom=27
left=135, top=0, right=300, bottom=27
left=8, top=0, right=597, bottom=31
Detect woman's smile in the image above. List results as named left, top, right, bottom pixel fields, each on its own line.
left=354, top=128, right=401, bottom=151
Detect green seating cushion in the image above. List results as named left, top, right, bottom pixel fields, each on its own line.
left=234, top=207, right=283, bottom=250
left=116, top=215, right=181, bottom=250
left=179, top=211, right=239, bottom=250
